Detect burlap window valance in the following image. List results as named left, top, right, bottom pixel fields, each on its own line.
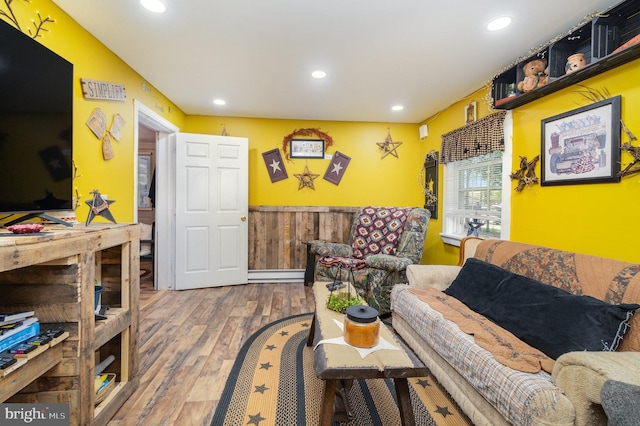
left=440, top=110, right=507, bottom=164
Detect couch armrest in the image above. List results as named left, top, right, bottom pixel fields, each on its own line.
left=405, top=264, right=461, bottom=291
left=552, top=351, right=640, bottom=425
left=364, top=254, right=412, bottom=272
left=307, top=240, right=352, bottom=257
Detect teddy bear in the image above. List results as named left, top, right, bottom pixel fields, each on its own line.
left=517, top=58, right=549, bottom=93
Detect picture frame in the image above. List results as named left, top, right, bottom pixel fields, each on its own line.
left=290, top=138, right=325, bottom=159
left=541, top=96, right=621, bottom=186
left=464, top=101, right=477, bottom=124
left=138, top=152, right=153, bottom=209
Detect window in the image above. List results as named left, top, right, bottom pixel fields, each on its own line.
left=440, top=112, right=512, bottom=246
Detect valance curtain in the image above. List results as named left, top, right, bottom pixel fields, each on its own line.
left=440, top=110, right=507, bottom=164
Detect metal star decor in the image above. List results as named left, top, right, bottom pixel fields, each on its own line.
left=294, top=165, right=320, bottom=190
left=376, top=129, right=402, bottom=159
left=84, top=189, right=116, bottom=225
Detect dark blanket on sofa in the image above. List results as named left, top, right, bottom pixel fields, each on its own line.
left=445, top=258, right=639, bottom=359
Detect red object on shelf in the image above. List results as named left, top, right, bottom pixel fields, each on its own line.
left=612, top=34, right=640, bottom=54
left=6, top=224, right=44, bottom=234
left=494, top=95, right=516, bottom=106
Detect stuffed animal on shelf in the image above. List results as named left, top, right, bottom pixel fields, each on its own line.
left=517, top=59, right=549, bottom=93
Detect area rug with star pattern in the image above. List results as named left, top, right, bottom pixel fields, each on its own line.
left=211, top=313, right=471, bottom=426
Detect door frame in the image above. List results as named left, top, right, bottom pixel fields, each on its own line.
left=134, top=100, right=179, bottom=290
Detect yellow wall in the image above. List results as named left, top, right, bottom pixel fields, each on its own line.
left=510, top=58, right=640, bottom=263
left=4, top=1, right=185, bottom=223
left=185, top=117, right=425, bottom=208
left=8, top=1, right=640, bottom=266
left=417, top=88, right=494, bottom=265
left=420, top=60, right=640, bottom=265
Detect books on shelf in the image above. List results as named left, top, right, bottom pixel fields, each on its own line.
left=0, top=317, right=40, bottom=353
left=0, top=311, right=35, bottom=326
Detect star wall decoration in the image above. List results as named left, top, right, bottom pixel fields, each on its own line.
left=261, top=148, right=288, bottom=183
left=84, top=189, right=116, bottom=225
left=509, top=155, right=539, bottom=192
left=376, top=129, right=402, bottom=159
left=323, top=151, right=351, bottom=185
left=294, top=165, right=319, bottom=190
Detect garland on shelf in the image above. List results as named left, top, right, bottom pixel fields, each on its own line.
left=282, top=128, right=334, bottom=161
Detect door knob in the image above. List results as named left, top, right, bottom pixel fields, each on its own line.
left=241, top=215, right=247, bottom=221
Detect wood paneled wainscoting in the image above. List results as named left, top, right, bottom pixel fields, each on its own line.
left=248, top=206, right=358, bottom=282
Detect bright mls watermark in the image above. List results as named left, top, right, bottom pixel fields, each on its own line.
left=1, top=404, right=69, bottom=425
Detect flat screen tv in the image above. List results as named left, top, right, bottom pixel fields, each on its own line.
left=0, top=20, right=73, bottom=227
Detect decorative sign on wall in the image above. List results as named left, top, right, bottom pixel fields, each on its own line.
left=102, top=134, right=114, bottom=160
left=110, top=114, right=126, bottom=141
left=86, top=108, right=107, bottom=138
left=85, top=189, right=116, bottom=225
left=80, top=78, right=126, bottom=101
left=323, top=151, right=351, bottom=185
left=262, top=148, right=288, bottom=183
left=423, top=150, right=438, bottom=219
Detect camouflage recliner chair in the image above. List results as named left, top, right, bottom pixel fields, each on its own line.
left=306, top=206, right=430, bottom=315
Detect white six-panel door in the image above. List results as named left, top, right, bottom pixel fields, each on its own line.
left=174, top=133, right=248, bottom=290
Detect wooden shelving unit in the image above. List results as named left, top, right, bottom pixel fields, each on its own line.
left=0, top=223, right=140, bottom=426
left=492, top=0, right=640, bottom=109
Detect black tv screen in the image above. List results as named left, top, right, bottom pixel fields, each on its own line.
left=0, top=20, right=73, bottom=223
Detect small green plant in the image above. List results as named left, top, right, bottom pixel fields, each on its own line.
left=326, top=293, right=363, bottom=314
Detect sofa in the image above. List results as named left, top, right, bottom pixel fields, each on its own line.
left=307, top=206, right=430, bottom=316
left=391, top=238, right=640, bottom=426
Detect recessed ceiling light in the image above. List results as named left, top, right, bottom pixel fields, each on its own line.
left=311, top=70, right=327, bottom=79
left=140, top=0, right=166, bottom=13
left=487, top=16, right=511, bottom=31
left=213, top=99, right=226, bottom=106
left=391, top=105, right=404, bottom=111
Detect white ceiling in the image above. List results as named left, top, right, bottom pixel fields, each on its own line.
left=53, top=0, right=617, bottom=123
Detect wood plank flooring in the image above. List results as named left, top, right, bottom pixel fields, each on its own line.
left=108, top=275, right=315, bottom=426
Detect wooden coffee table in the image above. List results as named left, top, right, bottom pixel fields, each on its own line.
left=307, top=282, right=428, bottom=426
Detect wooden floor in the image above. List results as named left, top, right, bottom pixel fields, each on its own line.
left=108, top=267, right=315, bottom=426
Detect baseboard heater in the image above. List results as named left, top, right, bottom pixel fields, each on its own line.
left=248, top=269, right=305, bottom=284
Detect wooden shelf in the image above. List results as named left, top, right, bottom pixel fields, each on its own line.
left=0, top=342, right=63, bottom=401
left=494, top=43, right=640, bottom=109
left=0, top=223, right=140, bottom=426
left=93, top=378, right=139, bottom=426
left=95, top=308, right=131, bottom=349
left=492, top=0, right=640, bottom=109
